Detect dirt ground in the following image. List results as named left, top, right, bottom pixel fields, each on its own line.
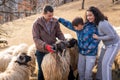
left=0, top=0, right=120, bottom=80
left=0, top=0, right=120, bottom=47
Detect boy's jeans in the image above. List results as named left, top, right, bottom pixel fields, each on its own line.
left=78, top=53, right=96, bottom=80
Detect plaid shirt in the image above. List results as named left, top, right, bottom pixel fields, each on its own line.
left=58, top=18, right=100, bottom=56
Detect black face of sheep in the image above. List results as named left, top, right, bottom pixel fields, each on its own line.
left=15, top=53, right=31, bottom=66
left=53, top=39, right=77, bottom=53
left=67, top=38, right=77, bottom=48
left=53, top=40, right=67, bottom=53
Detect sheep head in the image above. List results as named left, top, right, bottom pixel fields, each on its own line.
left=15, top=53, right=31, bottom=66
left=67, top=38, right=77, bottom=48
left=53, top=38, right=77, bottom=53
left=53, top=40, right=68, bottom=53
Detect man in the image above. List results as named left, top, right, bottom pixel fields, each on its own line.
left=32, top=5, right=65, bottom=80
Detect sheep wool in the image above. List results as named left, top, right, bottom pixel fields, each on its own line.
left=41, top=48, right=70, bottom=80
left=0, top=55, right=31, bottom=80
left=12, top=43, right=28, bottom=56
left=0, top=53, right=13, bottom=72
left=27, top=44, right=37, bottom=76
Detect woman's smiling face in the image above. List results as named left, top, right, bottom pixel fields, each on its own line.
left=86, top=11, right=95, bottom=23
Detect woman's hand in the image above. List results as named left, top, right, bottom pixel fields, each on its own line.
left=93, top=34, right=98, bottom=39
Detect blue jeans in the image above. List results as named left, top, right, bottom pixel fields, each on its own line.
left=78, top=54, right=96, bottom=80
left=35, top=50, right=47, bottom=80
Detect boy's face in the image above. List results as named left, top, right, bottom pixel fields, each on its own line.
left=74, top=24, right=83, bottom=30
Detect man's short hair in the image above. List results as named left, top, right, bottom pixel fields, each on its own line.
left=43, top=5, right=54, bottom=14
left=72, top=17, right=84, bottom=26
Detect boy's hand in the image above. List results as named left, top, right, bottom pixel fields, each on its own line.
left=53, top=16, right=59, bottom=20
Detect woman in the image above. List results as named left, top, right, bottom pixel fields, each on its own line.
left=86, top=6, right=120, bottom=80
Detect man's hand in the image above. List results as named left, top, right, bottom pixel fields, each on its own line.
left=45, top=44, right=55, bottom=53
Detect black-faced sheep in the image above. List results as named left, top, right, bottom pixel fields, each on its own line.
left=41, top=38, right=78, bottom=80
left=0, top=44, right=28, bottom=72
left=67, top=38, right=79, bottom=71
left=0, top=52, right=31, bottom=80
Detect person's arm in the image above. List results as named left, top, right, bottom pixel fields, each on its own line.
left=32, top=21, right=47, bottom=51
left=88, top=27, right=100, bottom=50
left=58, top=18, right=76, bottom=31
left=97, top=21, right=115, bottom=40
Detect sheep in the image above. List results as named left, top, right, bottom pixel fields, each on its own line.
left=27, top=44, right=37, bottom=76
left=0, top=53, right=14, bottom=72
left=41, top=38, right=78, bottom=80
left=0, top=46, right=17, bottom=72
left=1, top=45, right=17, bottom=55
left=64, top=33, right=73, bottom=39
left=41, top=40, right=71, bottom=80
left=67, top=38, right=78, bottom=71
left=64, top=34, right=79, bottom=71
left=12, top=43, right=28, bottom=56
left=66, top=38, right=79, bottom=79
left=0, top=52, right=31, bottom=80
left=0, top=44, right=28, bottom=72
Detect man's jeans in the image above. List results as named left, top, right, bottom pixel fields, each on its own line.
left=35, top=50, right=47, bottom=80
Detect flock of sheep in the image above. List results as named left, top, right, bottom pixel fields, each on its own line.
left=0, top=34, right=79, bottom=80
left=0, top=43, right=36, bottom=80
left=0, top=34, right=120, bottom=80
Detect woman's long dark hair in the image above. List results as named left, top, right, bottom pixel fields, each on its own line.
left=85, top=6, right=108, bottom=25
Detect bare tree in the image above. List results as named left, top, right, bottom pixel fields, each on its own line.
left=81, top=0, right=85, bottom=9
left=63, top=0, right=67, bottom=4
left=0, top=0, right=36, bottom=23
left=0, top=0, right=77, bottom=24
